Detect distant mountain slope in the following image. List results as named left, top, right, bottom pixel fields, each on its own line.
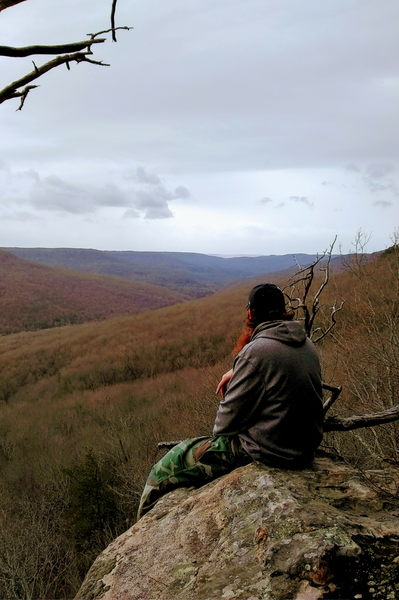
left=0, top=250, right=187, bottom=334
left=5, top=248, right=323, bottom=295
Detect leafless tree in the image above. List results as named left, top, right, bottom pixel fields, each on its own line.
left=285, top=234, right=399, bottom=437
left=0, top=0, right=130, bottom=109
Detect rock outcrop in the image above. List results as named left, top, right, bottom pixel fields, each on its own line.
left=75, top=453, right=399, bottom=600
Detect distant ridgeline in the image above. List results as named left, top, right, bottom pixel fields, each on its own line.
left=5, top=247, right=331, bottom=296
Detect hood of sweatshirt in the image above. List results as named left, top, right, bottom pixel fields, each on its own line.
left=251, top=320, right=307, bottom=347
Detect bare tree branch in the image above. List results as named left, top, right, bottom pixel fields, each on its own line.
left=324, top=404, right=399, bottom=432
left=111, top=0, right=118, bottom=42
left=322, top=383, right=342, bottom=415
left=0, top=52, right=109, bottom=108
left=284, top=237, right=342, bottom=342
left=0, top=39, right=105, bottom=58
left=0, top=0, right=26, bottom=11
left=0, top=27, right=132, bottom=109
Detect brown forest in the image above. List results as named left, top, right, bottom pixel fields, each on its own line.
left=0, top=237, right=398, bottom=598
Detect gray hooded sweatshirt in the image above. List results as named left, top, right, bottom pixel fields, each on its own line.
left=213, top=320, right=323, bottom=467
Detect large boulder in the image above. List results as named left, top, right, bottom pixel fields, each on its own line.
left=75, top=454, right=399, bottom=600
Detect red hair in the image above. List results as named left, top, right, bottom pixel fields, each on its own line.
left=232, top=309, right=295, bottom=356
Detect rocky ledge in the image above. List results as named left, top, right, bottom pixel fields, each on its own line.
left=75, top=453, right=399, bottom=600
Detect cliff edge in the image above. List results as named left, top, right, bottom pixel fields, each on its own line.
left=75, top=454, right=399, bottom=600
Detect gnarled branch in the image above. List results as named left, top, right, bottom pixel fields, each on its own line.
left=0, top=39, right=105, bottom=58
left=0, top=27, right=131, bottom=109
left=324, top=404, right=399, bottom=432
left=322, top=383, right=342, bottom=415
left=284, top=236, right=343, bottom=343
left=0, top=52, right=108, bottom=109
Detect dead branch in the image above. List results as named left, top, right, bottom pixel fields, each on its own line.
left=0, top=0, right=26, bottom=11
left=0, top=39, right=105, bottom=58
left=324, top=404, right=399, bottom=432
left=0, top=27, right=131, bottom=109
left=0, top=52, right=108, bottom=109
left=111, top=0, right=118, bottom=42
left=322, top=383, right=342, bottom=415
left=284, top=237, right=342, bottom=343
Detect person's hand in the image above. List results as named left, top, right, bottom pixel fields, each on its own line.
left=215, top=369, right=233, bottom=398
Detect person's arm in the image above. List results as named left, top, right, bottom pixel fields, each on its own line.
left=215, top=369, right=233, bottom=398
left=213, top=355, right=265, bottom=436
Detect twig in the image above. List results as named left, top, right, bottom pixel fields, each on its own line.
left=111, top=0, right=118, bottom=42
left=322, top=383, right=342, bottom=415
left=0, top=27, right=132, bottom=108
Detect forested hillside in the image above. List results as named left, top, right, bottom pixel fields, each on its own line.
left=5, top=247, right=324, bottom=296
left=0, top=249, right=187, bottom=334
left=0, top=243, right=397, bottom=598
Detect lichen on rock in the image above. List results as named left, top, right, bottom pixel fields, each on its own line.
left=75, top=453, right=399, bottom=600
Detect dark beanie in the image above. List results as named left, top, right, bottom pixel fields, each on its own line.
left=247, top=283, right=285, bottom=318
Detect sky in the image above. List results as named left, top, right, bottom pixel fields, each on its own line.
left=0, top=0, right=398, bottom=256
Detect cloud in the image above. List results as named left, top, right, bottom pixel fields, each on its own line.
left=29, top=176, right=132, bottom=214
left=131, top=166, right=161, bottom=185
left=373, top=200, right=393, bottom=208
left=366, top=164, right=395, bottom=179
left=29, top=176, right=90, bottom=213
left=133, top=185, right=176, bottom=219
left=345, top=164, right=361, bottom=173
left=289, top=196, right=314, bottom=207
left=92, top=184, right=133, bottom=208
left=258, top=197, right=273, bottom=204
left=0, top=211, right=42, bottom=222
left=363, top=163, right=398, bottom=196
left=122, top=207, right=141, bottom=219
left=174, top=185, right=191, bottom=199
left=5, top=168, right=191, bottom=220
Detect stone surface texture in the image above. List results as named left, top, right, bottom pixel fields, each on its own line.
left=75, top=454, right=399, bottom=600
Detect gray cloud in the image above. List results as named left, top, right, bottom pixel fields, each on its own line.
left=0, top=211, right=42, bottom=222
left=131, top=166, right=162, bottom=185
left=366, top=164, right=395, bottom=179
left=13, top=170, right=190, bottom=219
left=131, top=183, right=191, bottom=219
left=122, top=207, right=141, bottom=219
left=289, top=196, right=314, bottom=207
left=363, top=164, right=398, bottom=196
left=92, top=184, right=132, bottom=208
left=373, top=200, right=393, bottom=208
left=133, top=186, right=175, bottom=219
left=259, top=197, right=273, bottom=204
left=30, top=176, right=90, bottom=214
left=174, top=185, right=191, bottom=199
left=29, top=176, right=133, bottom=214
left=345, top=164, right=361, bottom=173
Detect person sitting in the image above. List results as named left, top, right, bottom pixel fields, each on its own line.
left=137, top=283, right=324, bottom=519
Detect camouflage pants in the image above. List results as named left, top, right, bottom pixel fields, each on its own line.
left=137, top=435, right=252, bottom=519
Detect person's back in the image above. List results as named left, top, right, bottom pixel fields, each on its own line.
left=213, top=319, right=323, bottom=467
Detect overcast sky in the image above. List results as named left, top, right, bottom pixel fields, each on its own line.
left=0, top=0, right=398, bottom=255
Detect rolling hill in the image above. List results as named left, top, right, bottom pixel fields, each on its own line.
left=5, top=247, right=323, bottom=296
left=0, top=249, right=188, bottom=334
